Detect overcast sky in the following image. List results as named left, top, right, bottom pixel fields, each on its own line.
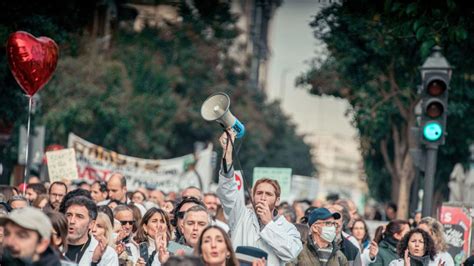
left=266, top=0, right=357, bottom=138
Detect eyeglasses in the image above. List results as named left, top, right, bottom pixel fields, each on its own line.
left=120, top=220, right=135, bottom=226
left=315, top=221, right=338, bottom=227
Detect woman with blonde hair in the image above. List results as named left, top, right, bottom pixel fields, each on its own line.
left=418, top=216, right=454, bottom=265
left=91, top=212, right=115, bottom=247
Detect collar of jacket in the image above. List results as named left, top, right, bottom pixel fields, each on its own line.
left=307, top=234, right=337, bottom=259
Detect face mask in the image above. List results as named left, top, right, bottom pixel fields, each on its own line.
left=321, top=225, right=337, bottom=242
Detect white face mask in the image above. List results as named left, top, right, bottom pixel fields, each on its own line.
left=321, top=225, right=337, bottom=242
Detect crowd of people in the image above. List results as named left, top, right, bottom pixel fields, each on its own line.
left=0, top=132, right=468, bottom=266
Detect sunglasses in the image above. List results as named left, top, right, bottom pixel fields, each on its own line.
left=120, top=220, right=135, bottom=226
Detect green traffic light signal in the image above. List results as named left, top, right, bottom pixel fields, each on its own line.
left=423, top=122, right=443, bottom=141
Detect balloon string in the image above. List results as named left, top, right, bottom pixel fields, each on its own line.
left=22, top=96, right=33, bottom=195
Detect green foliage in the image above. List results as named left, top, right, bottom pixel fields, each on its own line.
left=0, top=0, right=315, bottom=183
left=299, top=0, right=474, bottom=202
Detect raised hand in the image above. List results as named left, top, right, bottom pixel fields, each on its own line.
left=369, top=240, right=379, bottom=259
left=92, top=235, right=108, bottom=263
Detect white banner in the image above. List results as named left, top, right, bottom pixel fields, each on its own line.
left=67, top=133, right=213, bottom=192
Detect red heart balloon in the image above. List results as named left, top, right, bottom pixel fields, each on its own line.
left=6, top=31, right=58, bottom=96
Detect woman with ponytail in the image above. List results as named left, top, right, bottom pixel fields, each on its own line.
left=370, top=220, right=410, bottom=265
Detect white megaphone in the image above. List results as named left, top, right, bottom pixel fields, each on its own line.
left=201, top=92, right=245, bottom=138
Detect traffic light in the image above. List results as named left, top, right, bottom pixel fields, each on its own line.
left=420, top=71, right=449, bottom=145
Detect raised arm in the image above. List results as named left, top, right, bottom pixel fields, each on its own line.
left=215, top=131, right=247, bottom=228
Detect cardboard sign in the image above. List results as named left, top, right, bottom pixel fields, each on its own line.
left=253, top=167, right=292, bottom=202
left=46, top=148, right=78, bottom=182
left=439, top=205, right=472, bottom=264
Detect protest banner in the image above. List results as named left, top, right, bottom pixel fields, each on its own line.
left=439, top=204, right=472, bottom=264
left=46, top=148, right=79, bottom=182
left=67, top=133, right=213, bottom=192
left=253, top=167, right=292, bottom=202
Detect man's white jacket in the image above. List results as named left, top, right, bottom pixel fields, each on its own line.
left=217, top=167, right=302, bottom=266
left=78, top=236, right=119, bottom=266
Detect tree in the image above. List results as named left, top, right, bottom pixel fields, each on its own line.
left=298, top=0, right=474, bottom=217
left=0, top=0, right=315, bottom=184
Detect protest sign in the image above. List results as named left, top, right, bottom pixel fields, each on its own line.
left=439, top=204, right=472, bottom=264
left=46, top=148, right=78, bottom=182
left=67, top=133, right=213, bottom=192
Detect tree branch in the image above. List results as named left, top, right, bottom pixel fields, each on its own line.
left=380, top=137, right=397, bottom=181
left=387, top=63, right=409, bottom=120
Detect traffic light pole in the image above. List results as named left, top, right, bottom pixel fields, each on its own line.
left=422, top=145, right=438, bottom=217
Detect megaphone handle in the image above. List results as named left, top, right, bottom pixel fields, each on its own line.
left=222, top=129, right=234, bottom=174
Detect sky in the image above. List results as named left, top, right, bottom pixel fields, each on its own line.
left=266, top=0, right=357, bottom=138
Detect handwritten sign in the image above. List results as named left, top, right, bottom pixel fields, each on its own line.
left=46, top=148, right=78, bottom=182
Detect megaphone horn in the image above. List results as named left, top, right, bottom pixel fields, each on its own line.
left=201, top=92, right=245, bottom=138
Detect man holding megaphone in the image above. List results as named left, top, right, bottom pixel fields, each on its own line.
left=216, top=131, right=302, bottom=266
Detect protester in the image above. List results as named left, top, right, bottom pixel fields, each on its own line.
left=48, top=181, right=67, bottom=211
left=149, top=189, right=166, bottom=207
left=107, top=173, right=129, bottom=204
left=113, top=205, right=139, bottom=264
left=177, top=205, right=211, bottom=250
left=0, top=207, right=61, bottom=265
left=64, top=196, right=118, bottom=265
left=91, top=181, right=109, bottom=205
left=181, top=186, right=203, bottom=201
left=8, top=195, right=28, bottom=209
left=216, top=132, right=302, bottom=265
left=352, top=218, right=371, bottom=249
left=172, top=196, right=206, bottom=243
left=418, top=217, right=454, bottom=265
left=328, top=205, right=363, bottom=265
left=290, top=208, right=348, bottom=265
left=293, top=200, right=310, bottom=223
left=132, top=191, right=147, bottom=205
left=196, top=225, right=239, bottom=266
left=25, top=183, right=47, bottom=203
left=389, top=228, right=438, bottom=266
left=385, top=203, right=397, bottom=221
left=351, top=218, right=379, bottom=266
left=203, top=192, right=229, bottom=232
left=134, top=207, right=172, bottom=266
left=91, top=212, right=115, bottom=247
left=370, top=219, right=410, bottom=266
left=45, top=211, right=69, bottom=257
left=0, top=185, right=18, bottom=202
left=32, top=194, right=52, bottom=210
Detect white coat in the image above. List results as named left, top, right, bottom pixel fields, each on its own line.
left=217, top=167, right=303, bottom=266
left=78, top=236, right=119, bottom=266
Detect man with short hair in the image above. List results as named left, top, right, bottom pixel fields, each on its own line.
left=113, top=205, right=139, bottom=264
left=328, top=205, right=362, bottom=266
left=173, top=197, right=206, bottom=244
left=107, top=173, right=128, bottom=204
left=181, top=186, right=203, bottom=201
left=204, top=192, right=229, bottom=232
left=65, top=196, right=118, bottom=265
left=8, top=195, right=29, bottom=209
left=49, top=181, right=67, bottom=210
left=25, top=183, right=46, bottom=203
left=149, top=189, right=165, bottom=207
left=91, top=181, right=108, bottom=205
left=0, top=207, right=61, bottom=265
left=216, top=132, right=302, bottom=265
left=291, top=208, right=348, bottom=265
left=180, top=205, right=211, bottom=250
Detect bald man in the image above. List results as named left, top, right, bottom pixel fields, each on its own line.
left=107, top=173, right=129, bottom=204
